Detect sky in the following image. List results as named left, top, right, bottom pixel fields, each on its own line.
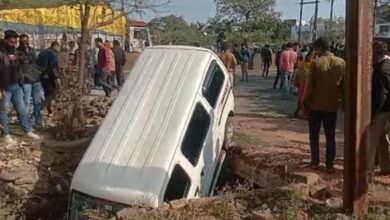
left=139, top=0, right=346, bottom=23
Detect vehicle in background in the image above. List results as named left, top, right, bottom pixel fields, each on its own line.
left=129, top=20, right=152, bottom=52
left=0, top=5, right=151, bottom=52
left=68, top=46, right=235, bottom=219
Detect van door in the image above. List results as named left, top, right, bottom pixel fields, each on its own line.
left=200, top=60, right=228, bottom=195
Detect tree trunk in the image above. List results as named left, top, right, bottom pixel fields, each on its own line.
left=125, top=17, right=131, bottom=52
left=78, top=2, right=91, bottom=87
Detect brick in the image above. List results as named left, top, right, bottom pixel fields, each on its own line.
left=169, top=199, right=189, bottom=209
left=288, top=172, right=319, bottom=185
left=235, top=199, right=249, bottom=210
left=251, top=210, right=273, bottom=220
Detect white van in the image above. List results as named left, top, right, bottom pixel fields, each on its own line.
left=68, top=46, right=235, bottom=219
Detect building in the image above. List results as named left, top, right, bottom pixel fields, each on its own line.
left=375, top=22, right=390, bottom=38
left=287, top=17, right=346, bottom=43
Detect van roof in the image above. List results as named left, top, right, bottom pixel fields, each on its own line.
left=72, top=46, right=218, bottom=207
left=151, top=45, right=213, bottom=52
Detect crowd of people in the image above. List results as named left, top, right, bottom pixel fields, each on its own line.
left=1, top=27, right=389, bottom=177
left=0, top=29, right=127, bottom=145
left=219, top=37, right=390, bottom=176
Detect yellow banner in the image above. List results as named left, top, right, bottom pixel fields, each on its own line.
left=0, top=5, right=126, bottom=35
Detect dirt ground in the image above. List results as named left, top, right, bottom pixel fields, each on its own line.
left=232, top=68, right=390, bottom=209
left=0, top=97, right=112, bottom=219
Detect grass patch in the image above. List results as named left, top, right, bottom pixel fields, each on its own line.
left=0, top=195, right=23, bottom=219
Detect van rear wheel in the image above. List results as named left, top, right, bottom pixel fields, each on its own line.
left=223, top=117, right=234, bottom=150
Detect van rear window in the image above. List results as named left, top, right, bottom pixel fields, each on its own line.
left=181, top=103, right=210, bottom=166
left=164, top=165, right=191, bottom=201
left=202, top=61, right=225, bottom=108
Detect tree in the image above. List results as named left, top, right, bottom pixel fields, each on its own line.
left=54, top=0, right=166, bottom=139
left=62, top=0, right=165, bottom=86
left=323, top=16, right=345, bottom=42
left=149, top=15, right=206, bottom=45
left=214, top=0, right=276, bottom=24
left=212, top=0, right=288, bottom=43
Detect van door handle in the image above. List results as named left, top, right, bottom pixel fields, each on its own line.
left=201, top=168, right=205, bottom=177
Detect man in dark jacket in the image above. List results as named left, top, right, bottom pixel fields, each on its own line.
left=18, top=34, right=44, bottom=128
left=262, top=45, right=272, bottom=77
left=369, top=41, right=390, bottom=176
left=273, top=44, right=286, bottom=89
left=112, top=40, right=127, bottom=87
left=36, top=41, right=61, bottom=115
left=0, top=30, right=40, bottom=145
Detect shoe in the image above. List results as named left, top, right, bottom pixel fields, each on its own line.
left=309, top=164, right=319, bottom=170
left=34, top=122, right=46, bottom=130
left=3, top=135, right=17, bottom=145
left=105, top=90, right=112, bottom=97
left=26, top=132, right=41, bottom=140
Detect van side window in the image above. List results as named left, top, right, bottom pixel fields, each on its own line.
left=164, top=165, right=191, bottom=201
left=181, top=103, right=211, bottom=166
left=202, top=61, right=226, bottom=109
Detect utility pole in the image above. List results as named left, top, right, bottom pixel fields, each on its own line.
left=329, top=0, right=335, bottom=31
left=298, top=0, right=304, bottom=43
left=298, top=1, right=320, bottom=43
left=313, top=0, right=320, bottom=41
left=343, top=0, right=375, bottom=216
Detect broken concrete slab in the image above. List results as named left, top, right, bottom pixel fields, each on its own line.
left=229, top=157, right=285, bottom=188
left=251, top=210, right=273, bottom=220
left=288, top=172, right=319, bottom=185
left=310, top=186, right=333, bottom=201
left=235, top=199, right=249, bottom=211
left=281, top=183, right=310, bottom=199
left=0, top=161, right=39, bottom=185
left=0, top=170, right=20, bottom=181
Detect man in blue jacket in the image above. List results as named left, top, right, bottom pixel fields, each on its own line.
left=18, top=34, right=44, bottom=128
left=36, top=41, right=61, bottom=115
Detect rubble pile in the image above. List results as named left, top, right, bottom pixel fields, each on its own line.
left=51, top=95, right=113, bottom=141
left=82, top=97, right=113, bottom=126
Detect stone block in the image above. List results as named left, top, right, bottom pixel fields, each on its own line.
left=251, top=210, right=273, bottom=220
left=288, top=172, right=319, bottom=185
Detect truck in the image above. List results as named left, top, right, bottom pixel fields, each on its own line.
left=0, top=4, right=151, bottom=51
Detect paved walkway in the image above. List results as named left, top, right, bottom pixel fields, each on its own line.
left=234, top=71, right=296, bottom=117
left=233, top=69, right=344, bottom=156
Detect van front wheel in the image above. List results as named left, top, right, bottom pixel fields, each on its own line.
left=223, top=117, right=234, bottom=150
